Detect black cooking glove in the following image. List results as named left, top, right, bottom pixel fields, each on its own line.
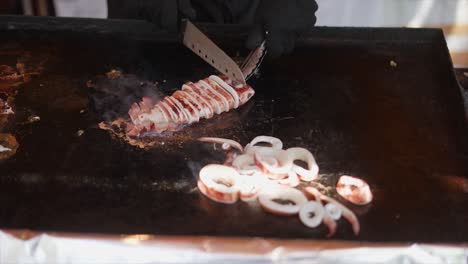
left=185, top=0, right=318, bottom=57
left=108, top=0, right=196, bottom=32
left=108, top=0, right=318, bottom=57
left=246, top=0, right=318, bottom=58
left=186, top=0, right=257, bottom=23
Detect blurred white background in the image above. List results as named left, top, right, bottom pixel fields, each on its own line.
left=51, top=0, right=468, bottom=67
left=315, top=0, right=468, bottom=67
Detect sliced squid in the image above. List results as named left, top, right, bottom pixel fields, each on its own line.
left=172, top=91, right=199, bottom=123
left=258, top=187, right=307, bottom=216
left=325, top=203, right=342, bottom=220
left=303, top=187, right=337, bottom=237
left=244, top=136, right=283, bottom=155
left=286, top=147, right=319, bottom=182
left=232, top=154, right=258, bottom=175
left=198, top=137, right=244, bottom=153
left=305, top=187, right=360, bottom=236
left=209, top=75, right=240, bottom=108
left=320, top=195, right=360, bottom=236
left=166, top=96, right=188, bottom=123
left=204, top=78, right=235, bottom=110
left=275, top=171, right=300, bottom=188
left=299, top=201, right=325, bottom=228
left=254, top=149, right=292, bottom=177
left=237, top=173, right=266, bottom=202
left=191, top=135, right=364, bottom=238
left=199, top=79, right=230, bottom=112
left=336, top=175, right=373, bottom=205
left=179, top=90, right=205, bottom=120
left=126, top=75, right=255, bottom=137
left=198, top=164, right=240, bottom=204
left=182, top=84, right=213, bottom=118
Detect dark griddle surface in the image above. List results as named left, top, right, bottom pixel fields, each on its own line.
left=0, top=16, right=467, bottom=243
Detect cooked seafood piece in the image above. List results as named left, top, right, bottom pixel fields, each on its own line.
left=237, top=173, right=266, bottom=202
left=198, top=137, right=244, bottom=153
left=254, top=149, right=293, bottom=178
left=325, top=203, right=342, bottom=220
left=304, top=187, right=360, bottom=236
left=336, top=175, right=373, bottom=205
left=287, top=147, right=319, bottom=182
left=0, top=98, right=14, bottom=115
left=0, top=133, right=18, bottom=160
left=258, top=187, right=307, bottom=216
left=244, top=136, right=283, bottom=155
left=303, top=187, right=337, bottom=237
left=126, top=75, right=255, bottom=137
left=299, top=201, right=325, bottom=228
left=198, top=164, right=240, bottom=204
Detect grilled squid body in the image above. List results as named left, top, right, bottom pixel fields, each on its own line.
left=127, top=75, right=255, bottom=137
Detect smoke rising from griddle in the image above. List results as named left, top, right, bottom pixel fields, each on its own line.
left=88, top=71, right=164, bottom=122
left=187, top=160, right=202, bottom=180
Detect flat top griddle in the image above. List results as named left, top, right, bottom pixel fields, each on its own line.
left=0, top=16, right=467, bottom=243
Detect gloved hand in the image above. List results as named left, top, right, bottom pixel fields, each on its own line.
left=107, top=0, right=196, bottom=32
left=186, top=0, right=257, bottom=24
left=187, top=0, right=318, bottom=57
left=107, top=0, right=318, bottom=57
left=245, top=0, right=318, bottom=58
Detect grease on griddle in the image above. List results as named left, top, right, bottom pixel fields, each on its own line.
left=105, top=69, right=122, bottom=80
left=0, top=97, right=14, bottom=115
left=0, top=53, right=47, bottom=132
left=27, top=115, right=40, bottom=123
left=0, top=65, right=18, bottom=79
left=0, top=133, right=18, bottom=160
left=76, top=129, right=85, bottom=137
left=0, top=64, right=24, bottom=89
left=0, top=54, right=45, bottom=91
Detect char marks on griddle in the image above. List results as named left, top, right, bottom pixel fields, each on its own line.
left=0, top=51, right=48, bottom=161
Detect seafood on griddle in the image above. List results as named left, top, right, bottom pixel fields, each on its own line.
left=126, top=75, right=255, bottom=137
left=0, top=98, right=14, bottom=115
left=0, top=64, right=24, bottom=90
left=0, top=65, right=19, bottom=80
left=0, top=133, right=18, bottom=160
left=336, top=175, right=373, bottom=205
left=0, top=55, right=45, bottom=90
left=197, top=135, right=373, bottom=238
left=0, top=56, right=47, bottom=161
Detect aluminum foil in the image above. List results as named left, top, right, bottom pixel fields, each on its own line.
left=0, top=229, right=466, bottom=264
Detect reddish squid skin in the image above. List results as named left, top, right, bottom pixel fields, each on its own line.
left=302, top=187, right=338, bottom=237
left=197, top=180, right=239, bottom=204
left=336, top=175, right=373, bottom=205
left=303, top=187, right=360, bottom=236
left=126, top=75, right=255, bottom=137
